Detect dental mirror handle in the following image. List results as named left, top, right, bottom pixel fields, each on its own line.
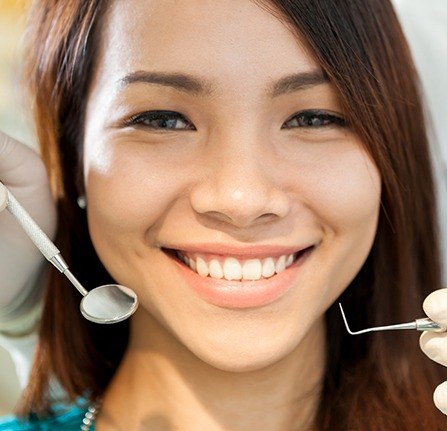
left=2, top=183, right=88, bottom=296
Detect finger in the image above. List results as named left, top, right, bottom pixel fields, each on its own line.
left=420, top=331, right=447, bottom=366
left=423, top=288, right=447, bottom=327
left=0, top=182, right=7, bottom=212
left=0, top=130, right=46, bottom=186
left=0, top=131, right=55, bottom=237
left=434, top=381, right=447, bottom=415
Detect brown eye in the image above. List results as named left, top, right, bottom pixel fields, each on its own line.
left=125, top=110, right=196, bottom=131
left=282, top=110, right=346, bottom=129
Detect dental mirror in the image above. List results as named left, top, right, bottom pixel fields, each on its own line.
left=1, top=182, right=138, bottom=324
left=338, top=303, right=445, bottom=335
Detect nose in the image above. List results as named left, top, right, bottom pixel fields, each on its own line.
left=189, top=131, right=290, bottom=228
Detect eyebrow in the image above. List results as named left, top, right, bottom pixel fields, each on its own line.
left=270, top=70, right=329, bottom=97
left=117, top=70, right=328, bottom=98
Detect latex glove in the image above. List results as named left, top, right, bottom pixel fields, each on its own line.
left=419, top=288, right=447, bottom=415
left=0, top=130, right=57, bottom=309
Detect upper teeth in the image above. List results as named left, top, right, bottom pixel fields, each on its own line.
left=176, top=251, right=297, bottom=281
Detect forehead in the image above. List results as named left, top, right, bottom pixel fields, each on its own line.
left=94, top=0, right=320, bottom=92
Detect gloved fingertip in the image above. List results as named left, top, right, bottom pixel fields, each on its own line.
left=423, top=289, right=447, bottom=325
left=434, top=381, right=447, bottom=415
left=419, top=331, right=431, bottom=351
left=419, top=331, right=447, bottom=366
left=0, top=182, right=7, bottom=212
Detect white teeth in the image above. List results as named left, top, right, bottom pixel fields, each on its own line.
left=176, top=251, right=299, bottom=281
left=275, top=255, right=286, bottom=274
left=242, top=259, right=263, bottom=280
left=223, top=257, right=243, bottom=280
left=261, top=257, right=276, bottom=278
left=209, top=258, right=223, bottom=279
left=196, top=256, right=209, bottom=277
left=190, top=258, right=197, bottom=271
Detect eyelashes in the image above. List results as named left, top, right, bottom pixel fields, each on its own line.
left=123, top=109, right=347, bottom=132
left=282, top=109, right=346, bottom=129
left=123, top=110, right=196, bottom=131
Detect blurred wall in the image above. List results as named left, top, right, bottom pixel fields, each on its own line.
left=0, top=0, right=32, bottom=416
left=0, top=0, right=33, bottom=145
left=392, top=0, right=447, bottom=283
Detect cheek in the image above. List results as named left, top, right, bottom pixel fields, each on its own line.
left=311, top=147, right=381, bottom=302
left=83, top=143, right=191, bottom=276
left=299, top=145, right=381, bottom=234
left=85, top=139, right=190, bottom=227
left=286, top=142, right=381, bottom=302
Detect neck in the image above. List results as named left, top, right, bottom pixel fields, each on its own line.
left=97, top=313, right=326, bottom=431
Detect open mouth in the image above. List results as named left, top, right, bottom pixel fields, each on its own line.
left=162, top=245, right=315, bottom=282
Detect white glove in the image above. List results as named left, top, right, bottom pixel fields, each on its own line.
left=0, top=131, right=57, bottom=313
left=419, top=288, right=447, bottom=415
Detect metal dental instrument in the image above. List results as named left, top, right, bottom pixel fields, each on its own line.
left=338, top=303, right=446, bottom=335
left=1, top=182, right=138, bottom=324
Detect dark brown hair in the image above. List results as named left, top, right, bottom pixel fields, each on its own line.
left=18, top=0, right=447, bottom=429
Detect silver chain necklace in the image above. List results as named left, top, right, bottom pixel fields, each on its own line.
left=80, top=400, right=102, bottom=431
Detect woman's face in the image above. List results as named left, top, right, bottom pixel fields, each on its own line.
left=83, top=0, right=381, bottom=371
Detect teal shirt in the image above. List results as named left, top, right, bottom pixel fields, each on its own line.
left=0, top=402, right=94, bottom=430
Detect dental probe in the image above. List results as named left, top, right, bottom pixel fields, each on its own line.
left=338, top=303, right=446, bottom=335
left=1, top=182, right=138, bottom=324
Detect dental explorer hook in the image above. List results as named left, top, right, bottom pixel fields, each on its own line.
left=338, top=303, right=446, bottom=335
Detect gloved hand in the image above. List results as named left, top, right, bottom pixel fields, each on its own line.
left=0, top=130, right=57, bottom=310
left=419, top=288, right=447, bottom=415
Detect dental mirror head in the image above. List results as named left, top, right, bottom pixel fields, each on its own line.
left=81, top=284, right=138, bottom=324
left=1, top=182, right=139, bottom=324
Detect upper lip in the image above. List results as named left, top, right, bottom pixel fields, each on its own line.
left=163, top=242, right=316, bottom=259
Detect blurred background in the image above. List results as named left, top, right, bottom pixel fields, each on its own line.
left=0, top=0, right=32, bottom=146
left=0, top=0, right=446, bottom=417
left=0, top=0, right=31, bottom=415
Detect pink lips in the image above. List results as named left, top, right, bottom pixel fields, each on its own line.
left=164, top=245, right=314, bottom=309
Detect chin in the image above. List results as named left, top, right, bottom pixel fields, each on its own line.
left=182, top=328, right=308, bottom=374
left=198, top=348, right=289, bottom=373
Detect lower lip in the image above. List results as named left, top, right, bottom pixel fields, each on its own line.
left=165, top=247, right=314, bottom=309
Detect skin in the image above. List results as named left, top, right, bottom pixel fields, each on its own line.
left=82, top=1, right=381, bottom=429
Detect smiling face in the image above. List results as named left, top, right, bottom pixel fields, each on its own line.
left=82, top=0, right=381, bottom=372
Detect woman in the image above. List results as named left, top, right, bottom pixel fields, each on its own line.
left=0, top=0, right=447, bottom=429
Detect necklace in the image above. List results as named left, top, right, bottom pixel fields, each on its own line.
left=80, top=400, right=102, bottom=431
